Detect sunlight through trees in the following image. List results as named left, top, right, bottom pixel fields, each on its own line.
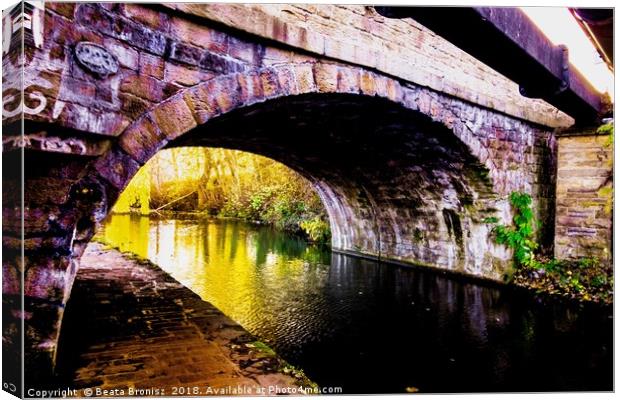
left=113, top=148, right=331, bottom=242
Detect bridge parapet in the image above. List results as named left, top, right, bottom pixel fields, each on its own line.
left=164, top=3, right=574, bottom=128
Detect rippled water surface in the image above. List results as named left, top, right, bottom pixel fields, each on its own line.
left=99, top=214, right=613, bottom=393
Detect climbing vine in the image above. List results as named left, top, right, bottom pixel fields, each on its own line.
left=486, top=191, right=613, bottom=303
left=485, top=192, right=539, bottom=269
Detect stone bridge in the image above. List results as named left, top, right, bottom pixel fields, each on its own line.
left=1, top=2, right=611, bottom=386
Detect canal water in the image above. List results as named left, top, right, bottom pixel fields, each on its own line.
left=98, top=214, right=613, bottom=393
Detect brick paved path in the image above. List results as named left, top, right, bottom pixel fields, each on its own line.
left=55, top=243, right=309, bottom=396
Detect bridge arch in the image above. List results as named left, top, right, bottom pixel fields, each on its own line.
left=17, top=62, right=552, bottom=385
left=77, top=62, right=511, bottom=279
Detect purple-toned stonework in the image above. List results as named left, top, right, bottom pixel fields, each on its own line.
left=2, top=2, right=610, bottom=386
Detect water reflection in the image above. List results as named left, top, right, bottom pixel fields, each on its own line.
left=98, top=214, right=613, bottom=393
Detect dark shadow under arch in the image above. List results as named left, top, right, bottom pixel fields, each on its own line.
left=158, top=92, right=505, bottom=278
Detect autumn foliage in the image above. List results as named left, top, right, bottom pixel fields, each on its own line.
left=113, top=148, right=331, bottom=242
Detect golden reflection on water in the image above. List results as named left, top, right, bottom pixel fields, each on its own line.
left=96, top=214, right=330, bottom=329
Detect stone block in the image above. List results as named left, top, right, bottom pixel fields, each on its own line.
left=121, top=3, right=170, bottom=31
left=151, top=96, right=197, bottom=140
left=116, top=16, right=168, bottom=56
left=169, top=16, right=227, bottom=53
left=47, top=2, right=76, bottom=19
left=211, top=75, right=242, bottom=113
left=184, top=83, right=221, bottom=124
left=119, top=92, right=152, bottom=120
left=293, top=64, right=317, bottom=94
left=259, top=68, right=281, bottom=98
left=2, top=259, right=21, bottom=295
left=359, top=71, right=377, bottom=96
left=340, top=67, right=368, bottom=96
left=56, top=103, right=131, bottom=137
left=260, top=46, right=295, bottom=66
left=23, top=178, right=73, bottom=206
left=200, top=51, right=244, bottom=74
left=313, top=63, right=338, bottom=93
left=24, top=256, right=72, bottom=302
left=236, top=71, right=265, bottom=106
left=75, top=4, right=115, bottom=38
left=93, top=146, right=141, bottom=191
left=273, top=65, right=298, bottom=96
left=168, top=41, right=204, bottom=66
left=57, top=77, right=97, bottom=107
left=103, top=38, right=140, bottom=71
left=119, top=116, right=168, bottom=165
left=120, top=75, right=165, bottom=102
left=20, top=207, right=54, bottom=233
left=140, top=52, right=165, bottom=79
left=23, top=235, right=73, bottom=252
left=164, top=62, right=215, bottom=86
left=228, top=37, right=261, bottom=64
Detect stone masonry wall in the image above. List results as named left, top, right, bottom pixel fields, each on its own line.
left=2, top=2, right=565, bottom=384
left=165, top=3, right=573, bottom=128
left=555, top=132, right=613, bottom=263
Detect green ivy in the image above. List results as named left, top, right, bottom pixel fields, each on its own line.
left=486, top=192, right=613, bottom=303
left=491, top=192, right=540, bottom=269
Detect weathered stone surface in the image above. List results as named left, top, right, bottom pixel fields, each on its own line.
left=167, top=41, right=204, bottom=66
left=121, top=3, right=170, bottom=31
left=46, top=1, right=76, bottom=19
left=55, top=102, right=131, bottom=137
left=139, top=52, right=164, bottom=79
left=200, top=51, right=244, bottom=74
left=120, top=74, right=166, bottom=102
left=93, top=146, right=141, bottom=191
left=169, top=15, right=228, bottom=52
left=166, top=3, right=572, bottom=128
left=164, top=62, right=215, bottom=86
left=24, top=256, right=73, bottom=302
left=150, top=96, right=197, bottom=140
left=118, top=92, right=152, bottom=119
left=118, top=116, right=168, bottom=164
left=76, top=4, right=167, bottom=56
left=554, top=133, right=612, bottom=262
left=2, top=257, right=21, bottom=295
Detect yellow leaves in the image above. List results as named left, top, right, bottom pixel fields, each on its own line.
left=112, top=147, right=324, bottom=222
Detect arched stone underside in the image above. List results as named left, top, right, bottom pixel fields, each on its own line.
left=4, top=62, right=558, bottom=385
left=166, top=93, right=507, bottom=276
left=108, top=63, right=554, bottom=274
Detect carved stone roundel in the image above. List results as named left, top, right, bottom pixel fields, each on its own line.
left=74, top=42, right=119, bottom=77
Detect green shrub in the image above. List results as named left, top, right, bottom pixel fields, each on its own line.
left=299, top=217, right=331, bottom=244
left=487, top=192, right=612, bottom=303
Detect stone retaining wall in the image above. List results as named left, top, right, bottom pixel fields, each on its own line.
left=554, top=132, right=613, bottom=263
